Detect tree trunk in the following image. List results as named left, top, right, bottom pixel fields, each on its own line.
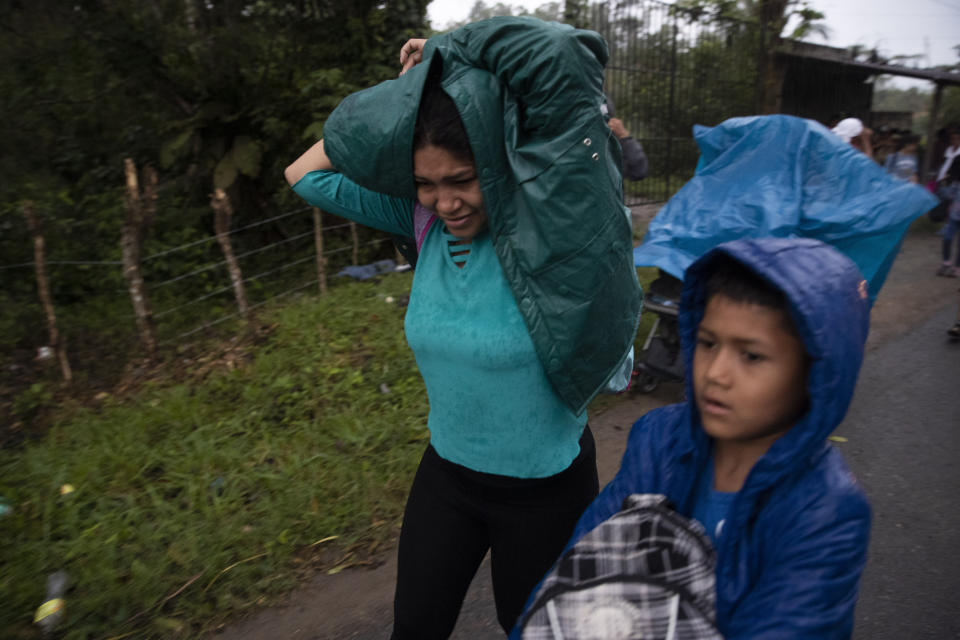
left=313, top=207, right=328, bottom=294
left=184, top=0, right=197, bottom=33
left=122, top=158, right=159, bottom=361
left=563, top=0, right=588, bottom=28
left=758, top=0, right=788, bottom=114
left=761, top=54, right=785, bottom=114
left=350, top=221, right=359, bottom=265
left=211, top=188, right=250, bottom=319
left=923, top=84, right=945, bottom=181
left=23, top=202, right=73, bottom=383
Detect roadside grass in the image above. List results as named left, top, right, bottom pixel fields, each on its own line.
left=0, top=272, right=427, bottom=639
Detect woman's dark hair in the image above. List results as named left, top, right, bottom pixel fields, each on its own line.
left=413, top=68, right=475, bottom=164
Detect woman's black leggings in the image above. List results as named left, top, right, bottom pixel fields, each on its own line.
left=390, top=427, right=599, bottom=639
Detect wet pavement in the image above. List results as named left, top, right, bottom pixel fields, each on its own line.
left=841, top=301, right=960, bottom=639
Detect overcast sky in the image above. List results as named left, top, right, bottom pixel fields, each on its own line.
left=427, top=0, right=960, bottom=87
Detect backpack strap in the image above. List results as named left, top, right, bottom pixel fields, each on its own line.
left=413, top=203, right=437, bottom=253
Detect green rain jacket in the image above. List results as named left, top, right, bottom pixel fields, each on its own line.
left=323, top=17, right=642, bottom=415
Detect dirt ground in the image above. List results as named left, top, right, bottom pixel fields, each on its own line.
left=216, top=223, right=957, bottom=640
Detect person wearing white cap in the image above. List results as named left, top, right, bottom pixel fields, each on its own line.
left=831, top=117, right=873, bottom=159
left=935, top=129, right=960, bottom=183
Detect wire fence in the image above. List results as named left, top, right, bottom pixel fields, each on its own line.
left=171, top=278, right=321, bottom=343
left=2, top=201, right=401, bottom=391
left=147, top=213, right=396, bottom=332
left=0, top=260, right=124, bottom=270
left=3, top=0, right=772, bottom=388
left=140, top=207, right=312, bottom=262
left=589, top=0, right=761, bottom=204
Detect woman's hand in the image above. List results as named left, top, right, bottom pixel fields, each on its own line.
left=399, top=38, right=427, bottom=76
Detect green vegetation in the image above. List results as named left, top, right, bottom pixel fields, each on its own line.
left=0, top=262, right=662, bottom=639
left=0, top=273, right=427, bottom=639
left=874, top=76, right=960, bottom=137
left=0, top=0, right=431, bottom=417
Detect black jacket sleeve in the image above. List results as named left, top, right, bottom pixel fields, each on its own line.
left=619, top=135, right=648, bottom=181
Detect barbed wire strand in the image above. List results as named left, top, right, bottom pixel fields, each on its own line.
left=1, top=219, right=369, bottom=272
left=141, top=207, right=315, bottom=263
left=322, top=236, right=393, bottom=257
left=152, top=254, right=319, bottom=319
left=166, top=278, right=320, bottom=344
left=0, top=260, right=124, bottom=270
left=150, top=230, right=315, bottom=289
left=152, top=236, right=391, bottom=321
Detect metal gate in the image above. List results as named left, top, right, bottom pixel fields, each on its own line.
left=588, top=0, right=762, bottom=204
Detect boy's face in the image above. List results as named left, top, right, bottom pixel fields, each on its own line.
left=693, top=294, right=809, bottom=447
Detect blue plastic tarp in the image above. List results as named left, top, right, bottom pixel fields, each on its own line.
left=633, top=115, right=937, bottom=303
left=336, top=259, right=397, bottom=280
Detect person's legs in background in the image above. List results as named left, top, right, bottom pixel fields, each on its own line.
left=938, top=217, right=960, bottom=277
left=948, top=290, right=960, bottom=338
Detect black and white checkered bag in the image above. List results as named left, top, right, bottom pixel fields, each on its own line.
left=518, top=494, right=723, bottom=640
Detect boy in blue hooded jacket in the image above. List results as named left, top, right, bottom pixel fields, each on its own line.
left=520, top=237, right=872, bottom=639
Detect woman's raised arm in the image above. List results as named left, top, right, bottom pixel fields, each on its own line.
left=284, top=139, right=334, bottom=186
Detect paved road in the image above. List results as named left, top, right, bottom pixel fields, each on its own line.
left=450, top=301, right=960, bottom=639
left=841, top=301, right=960, bottom=638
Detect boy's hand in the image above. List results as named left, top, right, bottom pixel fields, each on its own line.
left=399, top=38, right=427, bottom=76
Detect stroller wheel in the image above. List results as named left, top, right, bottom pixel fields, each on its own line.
left=636, top=373, right=659, bottom=394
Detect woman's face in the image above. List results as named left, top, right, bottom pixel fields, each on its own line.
left=413, top=144, right=487, bottom=241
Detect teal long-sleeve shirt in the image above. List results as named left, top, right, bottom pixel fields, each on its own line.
left=294, top=170, right=586, bottom=478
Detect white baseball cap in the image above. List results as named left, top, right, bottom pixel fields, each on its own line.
left=831, top=118, right=864, bottom=143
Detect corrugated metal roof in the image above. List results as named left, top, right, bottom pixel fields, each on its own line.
left=778, top=40, right=960, bottom=86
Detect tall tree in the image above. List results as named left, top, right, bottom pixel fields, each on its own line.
left=0, top=0, right=429, bottom=372
left=674, top=0, right=827, bottom=112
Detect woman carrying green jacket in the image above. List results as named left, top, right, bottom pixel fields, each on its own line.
left=285, top=17, right=641, bottom=638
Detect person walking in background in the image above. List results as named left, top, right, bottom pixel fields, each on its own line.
left=935, top=127, right=960, bottom=183
left=602, top=96, right=649, bottom=182
left=873, top=125, right=897, bottom=167
left=285, top=17, right=641, bottom=639
left=884, top=133, right=920, bottom=183
left=831, top=117, right=874, bottom=159
left=936, top=160, right=960, bottom=277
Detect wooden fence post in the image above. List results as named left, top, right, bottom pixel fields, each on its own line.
left=22, top=202, right=73, bottom=383
left=350, top=221, right=359, bottom=265
left=210, top=188, right=250, bottom=319
left=122, top=158, right=158, bottom=361
left=313, top=207, right=328, bottom=294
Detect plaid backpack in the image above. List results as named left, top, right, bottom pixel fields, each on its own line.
left=517, top=494, right=723, bottom=640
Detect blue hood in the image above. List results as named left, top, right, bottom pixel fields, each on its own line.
left=539, top=236, right=874, bottom=639
left=634, top=115, right=937, bottom=304
left=679, top=237, right=870, bottom=489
